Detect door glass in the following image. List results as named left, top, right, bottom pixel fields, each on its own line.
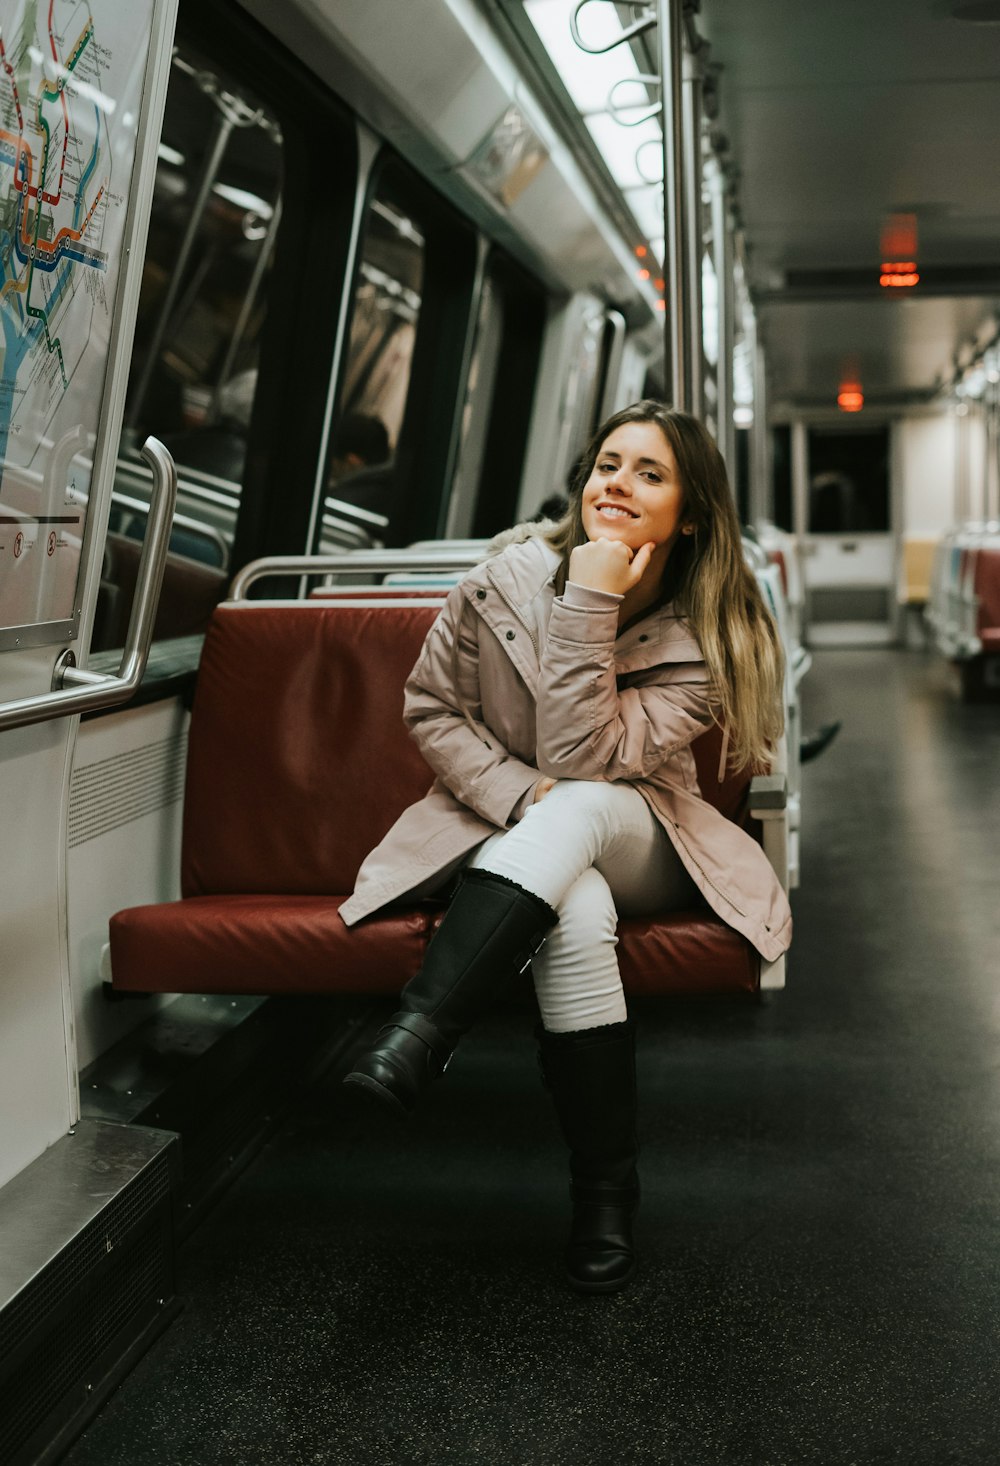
left=446, top=276, right=503, bottom=539
left=95, top=47, right=283, bottom=653
left=807, top=427, right=889, bottom=534
left=319, top=192, right=425, bottom=550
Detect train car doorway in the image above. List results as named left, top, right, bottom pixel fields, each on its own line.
left=795, top=423, right=895, bottom=646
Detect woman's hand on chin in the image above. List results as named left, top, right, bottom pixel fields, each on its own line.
left=569, top=538, right=657, bottom=596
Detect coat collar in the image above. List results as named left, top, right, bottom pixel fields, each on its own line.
left=463, top=535, right=703, bottom=673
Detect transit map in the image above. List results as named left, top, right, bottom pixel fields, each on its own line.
left=0, top=0, right=156, bottom=637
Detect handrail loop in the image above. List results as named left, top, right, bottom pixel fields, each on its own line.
left=570, top=0, right=656, bottom=54
left=606, top=74, right=662, bottom=128
left=0, top=437, right=178, bottom=734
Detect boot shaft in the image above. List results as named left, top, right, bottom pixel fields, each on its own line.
left=400, top=868, right=557, bottom=1048
left=537, top=1021, right=638, bottom=1190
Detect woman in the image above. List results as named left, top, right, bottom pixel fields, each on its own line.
left=339, top=401, right=791, bottom=1293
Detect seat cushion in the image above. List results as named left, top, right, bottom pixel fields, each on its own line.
left=616, top=910, right=759, bottom=995
left=109, top=895, right=434, bottom=995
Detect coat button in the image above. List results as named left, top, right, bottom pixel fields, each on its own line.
left=476, top=589, right=486, bottom=600
left=638, top=634, right=648, bottom=643
left=505, top=630, right=515, bottom=640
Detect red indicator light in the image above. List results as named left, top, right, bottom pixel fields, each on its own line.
left=654, top=278, right=665, bottom=291
left=880, top=262, right=919, bottom=288
left=635, top=245, right=648, bottom=258
left=655, top=299, right=666, bottom=312
left=638, top=267, right=650, bottom=280
left=837, top=386, right=864, bottom=412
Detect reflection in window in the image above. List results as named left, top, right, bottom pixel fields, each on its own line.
left=94, top=50, right=283, bottom=653
left=447, top=277, right=504, bottom=538
left=318, top=193, right=424, bottom=552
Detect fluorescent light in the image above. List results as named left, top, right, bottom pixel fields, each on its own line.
left=524, top=0, right=667, bottom=256
left=524, top=0, right=642, bottom=115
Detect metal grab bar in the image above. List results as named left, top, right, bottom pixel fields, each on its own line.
left=230, top=548, right=483, bottom=600
left=111, top=489, right=230, bottom=569
left=0, top=438, right=178, bottom=733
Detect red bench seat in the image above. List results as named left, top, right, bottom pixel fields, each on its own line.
left=108, top=600, right=764, bottom=998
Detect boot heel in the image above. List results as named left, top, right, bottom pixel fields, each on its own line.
left=342, top=1069, right=411, bottom=1118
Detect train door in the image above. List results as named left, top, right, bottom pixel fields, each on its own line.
left=793, top=420, right=896, bottom=646
left=0, top=2, right=177, bottom=1189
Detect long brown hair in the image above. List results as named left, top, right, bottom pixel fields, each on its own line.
left=545, top=401, right=784, bottom=771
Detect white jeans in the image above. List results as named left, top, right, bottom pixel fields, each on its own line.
left=467, top=780, right=696, bottom=1033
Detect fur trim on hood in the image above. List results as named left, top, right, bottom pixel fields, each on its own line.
left=484, top=518, right=560, bottom=560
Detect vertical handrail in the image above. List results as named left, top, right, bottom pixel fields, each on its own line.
left=0, top=439, right=178, bottom=732
left=657, top=0, right=687, bottom=410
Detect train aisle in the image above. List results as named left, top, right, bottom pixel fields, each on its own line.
left=62, top=646, right=1000, bottom=1466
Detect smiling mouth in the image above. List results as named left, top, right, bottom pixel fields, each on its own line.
left=595, top=503, right=638, bottom=519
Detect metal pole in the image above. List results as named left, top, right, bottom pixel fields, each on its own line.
left=754, top=336, right=771, bottom=526
left=682, top=46, right=704, bottom=418
left=708, top=155, right=735, bottom=474
left=128, top=109, right=235, bottom=429
left=657, top=0, right=687, bottom=410
left=210, top=196, right=283, bottom=420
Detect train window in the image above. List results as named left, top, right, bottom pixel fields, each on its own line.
left=319, top=191, right=426, bottom=550
left=314, top=155, right=477, bottom=550
left=446, top=277, right=504, bottom=539
left=808, top=427, right=890, bottom=534
left=471, top=257, right=547, bottom=537
left=93, top=49, right=283, bottom=653
left=772, top=424, right=793, bottom=531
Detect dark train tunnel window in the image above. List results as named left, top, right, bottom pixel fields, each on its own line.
left=734, top=426, right=750, bottom=525
left=466, top=254, right=546, bottom=540
left=317, top=155, right=477, bottom=550
left=319, top=190, right=426, bottom=552
left=771, top=424, right=792, bottom=531
left=95, top=47, right=283, bottom=653
left=808, top=426, right=889, bottom=534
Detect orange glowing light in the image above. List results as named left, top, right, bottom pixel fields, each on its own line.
left=880, top=262, right=920, bottom=288
left=880, top=213, right=917, bottom=262
left=638, top=267, right=650, bottom=280
left=655, top=299, right=666, bottom=312
left=635, top=245, right=648, bottom=258
left=654, top=278, right=665, bottom=291
left=837, top=385, right=864, bottom=412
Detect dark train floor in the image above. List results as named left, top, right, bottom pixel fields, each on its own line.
left=62, top=647, right=1000, bottom=1466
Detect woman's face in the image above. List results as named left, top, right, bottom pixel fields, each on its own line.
left=580, top=421, right=686, bottom=555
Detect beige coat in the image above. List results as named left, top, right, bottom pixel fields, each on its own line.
left=339, top=534, right=792, bottom=961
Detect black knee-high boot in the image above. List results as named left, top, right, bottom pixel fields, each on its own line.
left=537, top=1021, right=639, bottom=1293
left=343, top=869, right=557, bottom=1116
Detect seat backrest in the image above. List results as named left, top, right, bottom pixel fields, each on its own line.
left=181, top=600, right=756, bottom=900
left=96, top=532, right=228, bottom=652
left=974, top=544, right=1000, bottom=631
left=689, top=722, right=753, bottom=825
left=182, top=602, right=441, bottom=898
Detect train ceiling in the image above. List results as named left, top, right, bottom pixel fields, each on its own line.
left=698, top=0, right=1000, bottom=406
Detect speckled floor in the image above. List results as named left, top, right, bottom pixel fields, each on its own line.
left=62, top=648, right=1000, bottom=1465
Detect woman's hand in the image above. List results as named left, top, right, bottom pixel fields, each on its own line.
left=569, top=538, right=657, bottom=597
left=533, top=776, right=557, bottom=803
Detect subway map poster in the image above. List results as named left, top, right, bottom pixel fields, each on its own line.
left=0, top=0, right=157, bottom=638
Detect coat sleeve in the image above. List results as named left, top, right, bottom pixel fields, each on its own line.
left=403, top=587, right=543, bottom=828
left=535, top=589, right=714, bottom=781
